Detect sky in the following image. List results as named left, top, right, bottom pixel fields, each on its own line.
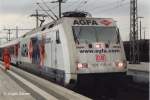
left=0, top=0, right=149, bottom=43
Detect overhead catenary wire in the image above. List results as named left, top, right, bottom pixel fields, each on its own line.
left=35, top=3, right=59, bottom=11
left=69, top=0, right=83, bottom=10
left=62, top=0, right=80, bottom=12
left=74, top=0, right=88, bottom=11
left=41, top=0, right=58, bottom=20
left=89, top=1, right=130, bottom=13
left=87, top=0, right=126, bottom=11
left=74, top=0, right=87, bottom=11
left=36, top=2, right=56, bottom=21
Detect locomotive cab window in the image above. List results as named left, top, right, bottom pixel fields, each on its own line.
left=116, top=28, right=120, bottom=44
left=56, top=30, right=61, bottom=44
left=48, top=24, right=54, bottom=29
left=41, top=27, right=46, bottom=31
left=72, top=26, right=118, bottom=44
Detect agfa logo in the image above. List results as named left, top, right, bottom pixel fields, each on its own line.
left=73, top=19, right=98, bottom=25
left=100, top=19, right=112, bottom=26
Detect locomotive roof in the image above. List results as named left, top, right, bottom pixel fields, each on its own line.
left=0, top=17, right=116, bottom=48
left=21, top=17, right=116, bottom=38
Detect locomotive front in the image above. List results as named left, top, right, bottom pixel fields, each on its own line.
left=71, top=18, right=127, bottom=78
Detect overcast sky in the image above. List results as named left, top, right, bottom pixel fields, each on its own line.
left=0, top=0, right=149, bottom=42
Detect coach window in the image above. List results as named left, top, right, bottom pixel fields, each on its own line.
left=21, top=44, right=24, bottom=56
left=116, top=28, right=120, bottom=44
left=21, top=43, right=28, bottom=57
left=48, top=24, right=54, bottom=29
left=24, top=44, right=28, bottom=57
left=56, top=30, right=61, bottom=44
left=41, top=27, right=46, bottom=31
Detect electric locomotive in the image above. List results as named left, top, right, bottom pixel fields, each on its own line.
left=0, top=12, right=127, bottom=87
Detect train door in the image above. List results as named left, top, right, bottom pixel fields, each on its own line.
left=55, top=30, right=65, bottom=84
left=44, top=31, right=55, bottom=69
left=47, top=30, right=61, bottom=69
left=42, top=30, right=56, bottom=79
left=44, top=29, right=64, bottom=83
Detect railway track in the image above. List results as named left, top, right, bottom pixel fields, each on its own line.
left=74, top=75, right=149, bottom=100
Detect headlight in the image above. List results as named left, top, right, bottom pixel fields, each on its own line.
left=77, top=63, right=88, bottom=70
left=115, top=61, right=127, bottom=69
left=118, top=62, right=124, bottom=68
left=77, top=63, right=83, bottom=69
left=95, top=43, right=105, bottom=48
left=95, top=44, right=101, bottom=48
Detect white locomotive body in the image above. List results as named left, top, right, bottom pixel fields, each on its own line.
left=0, top=17, right=127, bottom=85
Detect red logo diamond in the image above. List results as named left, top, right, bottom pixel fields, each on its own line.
left=100, top=20, right=112, bottom=26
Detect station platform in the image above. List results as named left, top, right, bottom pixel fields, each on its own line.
left=0, top=67, right=35, bottom=100
left=127, top=62, right=149, bottom=83
left=0, top=62, right=91, bottom=100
